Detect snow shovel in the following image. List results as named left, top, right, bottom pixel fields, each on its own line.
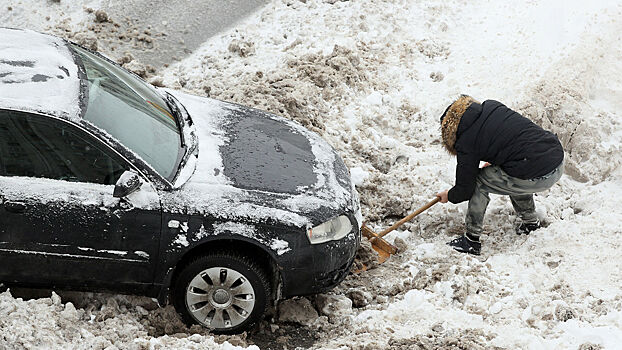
left=361, top=197, right=440, bottom=263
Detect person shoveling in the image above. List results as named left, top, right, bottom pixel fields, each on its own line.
left=436, top=95, right=564, bottom=255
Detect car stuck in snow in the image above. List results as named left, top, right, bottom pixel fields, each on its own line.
left=0, top=28, right=362, bottom=334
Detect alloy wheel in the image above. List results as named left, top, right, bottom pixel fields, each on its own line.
left=185, top=267, right=256, bottom=329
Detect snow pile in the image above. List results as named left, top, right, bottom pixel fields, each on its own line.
left=1, top=0, right=622, bottom=349
left=0, top=0, right=162, bottom=76
left=516, top=18, right=622, bottom=183
left=160, top=0, right=622, bottom=348
left=0, top=290, right=257, bottom=350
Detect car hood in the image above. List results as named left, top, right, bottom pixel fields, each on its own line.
left=162, top=90, right=356, bottom=228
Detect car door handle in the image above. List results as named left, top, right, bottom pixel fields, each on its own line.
left=4, top=201, right=26, bottom=214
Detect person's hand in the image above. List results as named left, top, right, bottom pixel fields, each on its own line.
left=436, top=190, right=449, bottom=203
left=482, top=162, right=491, bottom=168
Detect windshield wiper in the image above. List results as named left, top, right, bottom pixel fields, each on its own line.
left=163, top=92, right=185, bottom=148
left=163, top=91, right=199, bottom=186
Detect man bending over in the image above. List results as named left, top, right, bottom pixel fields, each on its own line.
left=436, top=95, right=564, bottom=255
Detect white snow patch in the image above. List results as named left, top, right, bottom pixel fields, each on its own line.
left=134, top=251, right=149, bottom=259
left=194, top=224, right=209, bottom=241
left=213, top=222, right=256, bottom=237
left=99, top=250, right=127, bottom=256
left=269, top=239, right=291, bottom=256
left=349, top=167, right=370, bottom=186
left=214, top=222, right=292, bottom=256
left=179, top=221, right=189, bottom=233
left=0, top=28, right=81, bottom=120
left=167, top=90, right=232, bottom=186
left=172, top=234, right=189, bottom=248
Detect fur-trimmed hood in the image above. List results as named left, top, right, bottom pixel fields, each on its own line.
left=440, top=95, right=479, bottom=155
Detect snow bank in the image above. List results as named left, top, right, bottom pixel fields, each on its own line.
left=0, top=291, right=257, bottom=350
left=161, top=0, right=622, bottom=348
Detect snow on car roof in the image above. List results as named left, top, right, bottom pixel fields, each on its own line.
left=0, top=28, right=81, bottom=120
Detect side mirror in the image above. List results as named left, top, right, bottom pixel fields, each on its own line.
left=113, top=170, right=142, bottom=198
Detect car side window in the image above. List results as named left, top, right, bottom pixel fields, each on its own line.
left=0, top=110, right=127, bottom=185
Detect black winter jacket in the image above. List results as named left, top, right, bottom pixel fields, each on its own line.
left=448, top=100, right=564, bottom=204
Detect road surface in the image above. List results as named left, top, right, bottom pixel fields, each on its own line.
left=102, top=0, right=268, bottom=68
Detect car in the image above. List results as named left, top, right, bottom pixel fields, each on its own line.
left=0, top=28, right=362, bottom=334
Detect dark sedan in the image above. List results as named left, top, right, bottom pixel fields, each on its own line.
left=0, top=28, right=362, bottom=333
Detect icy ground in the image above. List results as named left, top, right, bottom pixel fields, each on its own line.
left=2, top=0, right=622, bottom=349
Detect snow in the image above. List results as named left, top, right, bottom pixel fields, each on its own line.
left=0, top=173, right=159, bottom=211
left=159, top=0, right=622, bottom=348
left=161, top=90, right=355, bottom=229
left=172, top=234, right=190, bottom=248
left=1, top=0, right=622, bottom=349
left=172, top=148, right=198, bottom=188
left=166, top=90, right=233, bottom=187
left=214, top=222, right=257, bottom=237
left=134, top=251, right=149, bottom=259
left=0, top=28, right=81, bottom=120
left=0, top=1, right=98, bottom=34
left=99, top=250, right=128, bottom=257
left=349, top=167, right=369, bottom=187
left=0, top=176, right=117, bottom=207
left=212, top=222, right=291, bottom=256
left=269, top=239, right=291, bottom=256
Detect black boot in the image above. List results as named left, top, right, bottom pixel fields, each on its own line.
left=447, top=233, right=481, bottom=255
left=517, top=219, right=541, bottom=235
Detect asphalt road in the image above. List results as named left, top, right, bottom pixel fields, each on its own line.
left=102, top=0, right=268, bottom=68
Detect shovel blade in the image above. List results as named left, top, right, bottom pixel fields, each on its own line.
left=361, top=225, right=398, bottom=263
left=372, top=245, right=392, bottom=264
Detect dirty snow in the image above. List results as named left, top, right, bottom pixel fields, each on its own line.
left=1, top=0, right=622, bottom=349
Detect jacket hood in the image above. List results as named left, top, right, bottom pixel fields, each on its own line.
left=163, top=90, right=355, bottom=228
left=441, top=95, right=479, bottom=155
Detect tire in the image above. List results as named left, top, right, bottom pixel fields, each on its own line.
left=172, top=251, right=270, bottom=334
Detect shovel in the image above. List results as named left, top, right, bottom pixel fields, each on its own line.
left=361, top=197, right=440, bottom=263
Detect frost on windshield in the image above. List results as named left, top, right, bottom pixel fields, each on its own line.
left=0, top=28, right=81, bottom=120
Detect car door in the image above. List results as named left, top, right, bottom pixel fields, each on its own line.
left=0, top=110, right=162, bottom=293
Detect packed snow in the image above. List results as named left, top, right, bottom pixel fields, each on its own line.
left=1, top=0, right=622, bottom=349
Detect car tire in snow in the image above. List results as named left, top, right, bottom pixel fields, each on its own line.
left=172, top=251, right=270, bottom=334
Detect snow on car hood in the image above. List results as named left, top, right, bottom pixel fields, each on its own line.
left=161, top=90, right=355, bottom=228
left=0, top=28, right=81, bottom=120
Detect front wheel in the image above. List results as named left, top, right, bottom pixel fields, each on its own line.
left=172, top=251, right=270, bottom=334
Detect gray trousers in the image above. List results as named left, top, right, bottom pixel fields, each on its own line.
left=465, top=162, right=564, bottom=238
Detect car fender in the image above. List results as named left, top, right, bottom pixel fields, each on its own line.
left=155, top=218, right=299, bottom=305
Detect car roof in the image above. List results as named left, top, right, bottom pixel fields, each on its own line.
left=0, top=28, right=82, bottom=121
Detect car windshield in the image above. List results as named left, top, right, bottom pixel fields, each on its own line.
left=71, top=44, right=183, bottom=181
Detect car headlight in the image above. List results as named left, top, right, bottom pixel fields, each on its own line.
left=307, top=215, right=353, bottom=244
